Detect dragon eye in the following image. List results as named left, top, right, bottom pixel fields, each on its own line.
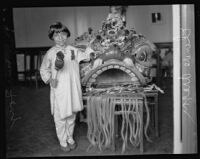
left=112, top=21, right=117, bottom=26
left=109, top=30, right=115, bottom=34
left=138, top=52, right=146, bottom=61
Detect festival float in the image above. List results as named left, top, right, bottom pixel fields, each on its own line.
left=73, top=6, right=164, bottom=153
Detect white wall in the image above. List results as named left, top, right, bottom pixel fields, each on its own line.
left=13, top=5, right=172, bottom=48
left=126, top=5, right=172, bottom=42
left=126, top=6, right=149, bottom=36
left=14, top=7, right=77, bottom=47
left=146, top=5, right=173, bottom=42
left=75, top=6, right=109, bottom=35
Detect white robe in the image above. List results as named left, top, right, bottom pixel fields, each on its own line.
left=40, top=45, right=92, bottom=119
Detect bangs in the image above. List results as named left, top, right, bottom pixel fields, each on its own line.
left=53, top=25, right=65, bottom=33
left=48, top=22, right=71, bottom=40
left=54, top=27, right=68, bottom=34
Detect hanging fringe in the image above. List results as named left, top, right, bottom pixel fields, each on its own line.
left=86, top=95, right=115, bottom=152
left=86, top=92, right=151, bottom=153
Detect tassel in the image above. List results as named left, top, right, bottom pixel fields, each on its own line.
left=86, top=92, right=151, bottom=153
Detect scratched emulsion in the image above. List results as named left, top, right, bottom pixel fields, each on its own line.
left=181, top=25, right=197, bottom=153
left=5, top=81, right=173, bottom=157
left=5, top=89, right=21, bottom=130
left=181, top=28, right=195, bottom=125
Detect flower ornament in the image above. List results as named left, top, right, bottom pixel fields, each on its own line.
left=55, top=51, right=65, bottom=70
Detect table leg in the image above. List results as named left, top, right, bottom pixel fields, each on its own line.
left=155, top=95, right=159, bottom=137
left=140, top=100, right=144, bottom=153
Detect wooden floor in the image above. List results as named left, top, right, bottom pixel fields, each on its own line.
left=5, top=78, right=173, bottom=157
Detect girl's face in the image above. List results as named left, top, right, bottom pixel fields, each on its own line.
left=53, top=32, right=68, bottom=47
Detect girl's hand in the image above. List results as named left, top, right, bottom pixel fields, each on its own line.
left=50, top=78, right=58, bottom=88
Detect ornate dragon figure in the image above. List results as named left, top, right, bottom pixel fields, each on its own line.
left=74, top=6, right=156, bottom=87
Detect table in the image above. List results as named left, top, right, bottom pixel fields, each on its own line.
left=144, top=91, right=159, bottom=137
left=82, top=90, right=159, bottom=153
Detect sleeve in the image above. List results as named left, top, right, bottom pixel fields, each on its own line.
left=77, top=46, right=94, bottom=63
left=40, top=51, right=52, bottom=84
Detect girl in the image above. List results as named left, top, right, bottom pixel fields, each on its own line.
left=40, top=22, right=93, bottom=152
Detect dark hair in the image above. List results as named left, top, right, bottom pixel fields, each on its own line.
left=48, top=22, right=71, bottom=40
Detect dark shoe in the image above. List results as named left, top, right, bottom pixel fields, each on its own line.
left=68, top=142, right=77, bottom=150
left=60, top=145, right=70, bottom=152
